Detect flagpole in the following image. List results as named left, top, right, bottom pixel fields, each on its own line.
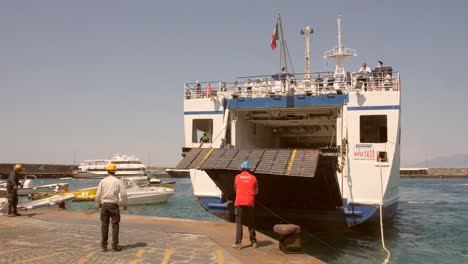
left=278, top=13, right=288, bottom=74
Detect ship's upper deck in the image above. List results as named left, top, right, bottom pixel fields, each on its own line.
left=183, top=71, right=400, bottom=104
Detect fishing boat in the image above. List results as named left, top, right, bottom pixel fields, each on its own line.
left=75, top=154, right=147, bottom=178
left=122, top=179, right=175, bottom=205
left=176, top=16, right=400, bottom=230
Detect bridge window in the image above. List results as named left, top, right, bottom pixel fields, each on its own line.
left=360, top=115, right=387, bottom=143
left=192, top=119, right=213, bottom=143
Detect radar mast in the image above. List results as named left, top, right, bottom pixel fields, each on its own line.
left=322, top=16, right=357, bottom=76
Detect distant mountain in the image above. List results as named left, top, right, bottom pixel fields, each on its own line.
left=410, top=154, right=468, bottom=168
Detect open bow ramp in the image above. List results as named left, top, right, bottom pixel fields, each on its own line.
left=178, top=148, right=346, bottom=230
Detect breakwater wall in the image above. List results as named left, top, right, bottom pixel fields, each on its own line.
left=0, top=163, right=77, bottom=179
left=0, top=163, right=170, bottom=179
left=401, top=168, right=467, bottom=178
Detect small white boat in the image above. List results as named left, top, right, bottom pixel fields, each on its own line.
left=0, top=180, right=69, bottom=196
left=121, top=179, right=175, bottom=205
left=20, top=194, right=76, bottom=210
left=0, top=194, right=75, bottom=213
left=17, top=181, right=69, bottom=196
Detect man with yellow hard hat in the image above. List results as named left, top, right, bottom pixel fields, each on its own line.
left=7, top=164, right=23, bottom=217
left=95, top=163, right=128, bottom=252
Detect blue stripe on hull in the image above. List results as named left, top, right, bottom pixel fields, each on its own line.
left=228, top=94, right=349, bottom=109
left=184, top=110, right=224, bottom=115
left=347, top=105, right=400, bottom=111
left=344, top=202, right=398, bottom=227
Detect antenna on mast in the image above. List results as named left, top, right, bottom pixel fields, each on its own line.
left=300, top=26, right=314, bottom=80
left=323, top=16, right=357, bottom=76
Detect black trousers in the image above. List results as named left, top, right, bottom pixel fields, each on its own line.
left=7, top=189, right=18, bottom=215
left=101, top=203, right=121, bottom=248
left=235, top=206, right=256, bottom=244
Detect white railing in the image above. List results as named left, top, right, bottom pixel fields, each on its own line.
left=183, top=72, right=400, bottom=100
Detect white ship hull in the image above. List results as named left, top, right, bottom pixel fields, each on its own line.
left=177, top=16, right=400, bottom=230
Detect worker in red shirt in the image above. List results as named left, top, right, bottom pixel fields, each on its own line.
left=232, top=160, right=258, bottom=250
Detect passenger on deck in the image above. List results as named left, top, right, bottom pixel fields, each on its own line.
left=359, top=63, right=372, bottom=75
left=358, top=63, right=372, bottom=91
left=253, top=79, right=262, bottom=96
left=374, top=61, right=385, bottom=90
left=327, top=74, right=335, bottom=90
left=194, top=81, right=202, bottom=98
left=315, top=74, right=323, bottom=92
left=384, top=73, right=393, bottom=90
left=220, top=82, right=227, bottom=92
left=262, top=78, right=271, bottom=94
left=244, top=79, right=253, bottom=97
left=231, top=81, right=241, bottom=94
left=185, top=88, right=191, bottom=99
left=205, top=83, right=212, bottom=97
left=345, top=72, right=352, bottom=87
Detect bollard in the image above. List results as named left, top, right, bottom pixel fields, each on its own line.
left=273, top=224, right=302, bottom=253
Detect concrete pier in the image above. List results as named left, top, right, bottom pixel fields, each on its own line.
left=0, top=209, right=323, bottom=264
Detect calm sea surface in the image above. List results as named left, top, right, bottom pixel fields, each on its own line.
left=28, top=177, right=468, bottom=264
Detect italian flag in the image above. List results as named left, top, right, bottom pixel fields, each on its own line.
left=271, top=20, right=279, bottom=50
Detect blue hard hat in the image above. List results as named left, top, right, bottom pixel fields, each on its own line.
left=241, top=161, right=251, bottom=170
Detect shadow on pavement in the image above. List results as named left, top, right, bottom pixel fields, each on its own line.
left=123, top=242, right=147, bottom=250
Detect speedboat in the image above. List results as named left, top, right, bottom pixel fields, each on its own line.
left=122, top=179, right=175, bottom=205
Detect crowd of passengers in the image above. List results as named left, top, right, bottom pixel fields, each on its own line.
left=185, top=61, right=396, bottom=99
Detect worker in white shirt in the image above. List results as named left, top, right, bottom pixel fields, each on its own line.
left=95, top=163, right=128, bottom=252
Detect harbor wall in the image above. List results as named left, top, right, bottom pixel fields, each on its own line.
left=0, top=163, right=77, bottom=179
left=0, top=163, right=170, bottom=179
left=401, top=168, right=468, bottom=178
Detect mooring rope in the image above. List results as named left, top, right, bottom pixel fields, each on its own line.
left=379, top=163, right=391, bottom=263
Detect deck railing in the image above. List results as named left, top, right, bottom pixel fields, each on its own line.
left=183, top=72, right=400, bottom=100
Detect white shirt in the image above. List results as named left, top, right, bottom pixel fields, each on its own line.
left=359, top=66, right=372, bottom=75
left=95, top=175, right=128, bottom=206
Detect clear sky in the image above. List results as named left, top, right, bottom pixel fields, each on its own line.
left=1, top=0, right=467, bottom=167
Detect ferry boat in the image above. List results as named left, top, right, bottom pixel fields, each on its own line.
left=75, top=154, right=146, bottom=178
left=177, top=16, right=400, bottom=230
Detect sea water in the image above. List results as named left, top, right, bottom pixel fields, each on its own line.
left=28, top=177, right=468, bottom=263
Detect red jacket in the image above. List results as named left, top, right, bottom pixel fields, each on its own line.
left=234, top=171, right=258, bottom=207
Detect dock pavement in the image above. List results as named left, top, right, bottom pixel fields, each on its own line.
left=0, top=209, right=323, bottom=264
